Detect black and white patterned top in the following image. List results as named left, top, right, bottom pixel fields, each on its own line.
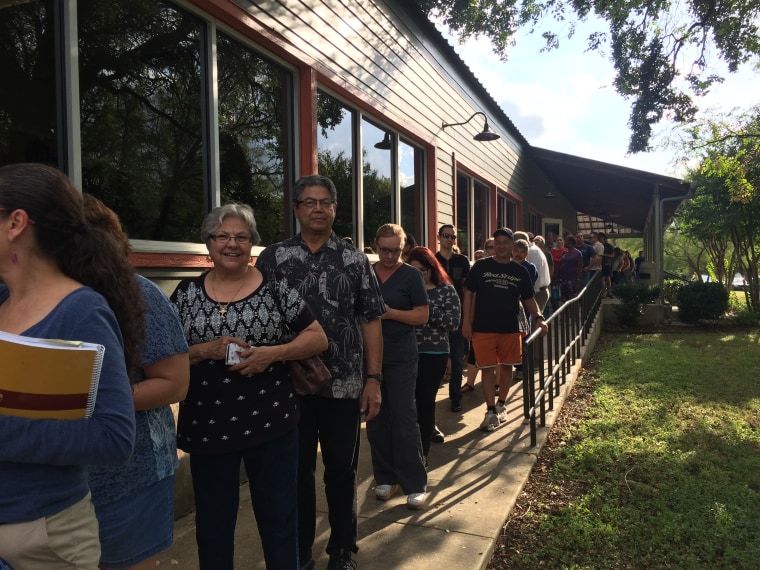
left=415, top=283, right=461, bottom=354
left=170, top=271, right=315, bottom=455
left=256, top=232, right=386, bottom=400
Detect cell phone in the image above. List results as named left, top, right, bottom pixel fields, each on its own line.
left=225, top=342, right=244, bottom=365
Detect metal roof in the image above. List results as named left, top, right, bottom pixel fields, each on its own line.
left=530, top=147, right=691, bottom=236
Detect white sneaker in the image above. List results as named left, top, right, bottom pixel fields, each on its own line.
left=407, top=492, right=427, bottom=510
left=374, top=484, right=400, bottom=501
left=479, top=411, right=500, bottom=432
left=496, top=403, right=507, bottom=423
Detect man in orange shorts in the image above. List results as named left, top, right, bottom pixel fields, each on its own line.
left=462, top=228, right=548, bottom=432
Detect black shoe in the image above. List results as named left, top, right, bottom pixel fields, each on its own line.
left=431, top=425, right=445, bottom=443
left=451, top=400, right=462, bottom=412
left=327, top=551, right=357, bottom=570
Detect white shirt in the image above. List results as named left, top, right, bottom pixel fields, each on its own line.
left=527, top=243, right=551, bottom=291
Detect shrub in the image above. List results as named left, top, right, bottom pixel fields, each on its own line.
left=676, top=282, right=729, bottom=323
left=661, top=279, right=685, bottom=305
left=731, top=308, right=760, bottom=327
left=611, top=284, right=661, bottom=328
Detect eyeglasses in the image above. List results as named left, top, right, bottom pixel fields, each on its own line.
left=295, top=198, right=335, bottom=209
left=209, top=233, right=253, bottom=245
left=415, top=266, right=430, bottom=274
left=378, top=247, right=403, bottom=257
left=440, top=233, right=456, bottom=240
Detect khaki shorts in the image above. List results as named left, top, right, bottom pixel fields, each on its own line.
left=472, top=332, right=522, bottom=367
left=0, top=493, right=100, bottom=569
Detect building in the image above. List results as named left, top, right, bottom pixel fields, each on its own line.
left=1, top=0, right=688, bottom=513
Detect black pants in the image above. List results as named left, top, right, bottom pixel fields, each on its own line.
left=416, top=353, right=448, bottom=457
left=297, top=395, right=361, bottom=561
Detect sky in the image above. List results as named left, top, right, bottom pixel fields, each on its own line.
left=443, top=17, right=760, bottom=178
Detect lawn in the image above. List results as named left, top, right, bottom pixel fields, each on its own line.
left=491, top=330, right=760, bottom=569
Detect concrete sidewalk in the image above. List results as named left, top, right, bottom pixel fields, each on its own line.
left=158, top=367, right=577, bottom=569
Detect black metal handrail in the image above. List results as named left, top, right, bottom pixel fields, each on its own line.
left=521, top=273, right=603, bottom=446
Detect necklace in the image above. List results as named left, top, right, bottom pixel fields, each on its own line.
left=211, top=268, right=248, bottom=317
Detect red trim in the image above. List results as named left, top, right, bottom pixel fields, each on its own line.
left=0, top=389, right=88, bottom=411
left=299, top=67, right=318, bottom=175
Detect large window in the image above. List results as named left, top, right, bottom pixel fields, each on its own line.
left=217, top=32, right=293, bottom=244
left=361, top=119, right=392, bottom=246
left=497, top=192, right=517, bottom=231
left=78, top=0, right=205, bottom=242
left=2, top=0, right=296, bottom=247
left=316, top=90, right=426, bottom=249
left=317, top=92, right=356, bottom=239
left=0, top=0, right=59, bottom=167
left=456, top=172, right=491, bottom=258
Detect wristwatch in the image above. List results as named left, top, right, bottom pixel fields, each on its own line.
left=533, top=315, right=545, bottom=321
left=366, top=373, right=383, bottom=382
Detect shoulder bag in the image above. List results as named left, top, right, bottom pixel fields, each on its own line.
left=265, top=270, right=331, bottom=395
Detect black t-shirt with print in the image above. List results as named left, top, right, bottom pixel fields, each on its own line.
left=464, top=258, right=534, bottom=334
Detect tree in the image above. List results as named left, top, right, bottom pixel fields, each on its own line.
left=416, top=0, right=760, bottom=153
left=677, top=107, right=760, bottom=312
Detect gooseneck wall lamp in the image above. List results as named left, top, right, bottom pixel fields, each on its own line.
left=441, top=111, right=500, bottom=142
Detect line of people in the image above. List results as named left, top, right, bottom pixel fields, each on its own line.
left=1, top=167, right=550, bottom=570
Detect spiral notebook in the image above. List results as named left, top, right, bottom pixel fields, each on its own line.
left=0, top=330, right=105, bottom=419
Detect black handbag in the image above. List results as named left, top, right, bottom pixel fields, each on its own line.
left=287, top=356, right=331, bottom=396
left=265, top=270, right=331, bottom=395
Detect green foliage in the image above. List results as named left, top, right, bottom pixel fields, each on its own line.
left=501, top=332, right=760, bottom=568
left=661, top=278, right=685, bottom=304
left=611, top=284, right=660, bottom=327
left=416, top=0, right=760, bottom=152
left=678, top=107, right=760, bottom=314
left=731, top=308, right=760, bottom=327
left=676, top=282, right=730, bottom=323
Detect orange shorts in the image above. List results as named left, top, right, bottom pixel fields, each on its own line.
left=472, top=332, right=522, bottom=368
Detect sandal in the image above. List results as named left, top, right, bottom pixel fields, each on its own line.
left=461, top=383, right=475, bottom=393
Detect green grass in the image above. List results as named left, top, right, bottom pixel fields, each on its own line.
left=513, top=332, right=760, bottom=569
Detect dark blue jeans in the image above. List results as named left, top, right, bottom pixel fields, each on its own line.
left=298, top=395, right=361, bottom=562
left=448, top=326, right=468, bottom=404
left=190, top=429, right=299, bottom=570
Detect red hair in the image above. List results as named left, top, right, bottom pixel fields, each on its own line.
left=406, top=246, right=453, bottom=287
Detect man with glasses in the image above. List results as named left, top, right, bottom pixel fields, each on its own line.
left=256, top=175, right=385, bottom=570
left=434, top=224, right=470, bottom=413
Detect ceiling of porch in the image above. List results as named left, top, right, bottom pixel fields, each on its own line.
left=531, top=147, right=691, bottom=237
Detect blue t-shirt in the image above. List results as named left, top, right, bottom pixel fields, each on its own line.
left=88, top=275, right=189, bottom=505
left=0, top=286, right=135, bottom=524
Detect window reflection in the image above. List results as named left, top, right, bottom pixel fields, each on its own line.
left=400, top=139, right=423, bottom=247
left=361, top=119, right=392, bottom=248
left=456, top=172, right=470, bottom=255
left=217, top=33, right=292, bottom=245
left=474, top=180, right=489, bottom=251
left=78, top=0, right=204, bottom=242
left=317, top=91, right=355, bottom=240
left=0, top=0, right=58, bottom=167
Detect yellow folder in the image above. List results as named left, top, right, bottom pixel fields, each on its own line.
left=0, top=330, right=105, bottom=419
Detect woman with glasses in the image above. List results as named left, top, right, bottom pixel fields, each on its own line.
left=170, top=203, right=328, bottom=569
left=369, top=224, right=430, bottom=509
left=405, top=247, right=460, bottom=468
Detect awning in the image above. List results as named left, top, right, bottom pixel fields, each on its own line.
left=531, top=147, right=691, bottom=236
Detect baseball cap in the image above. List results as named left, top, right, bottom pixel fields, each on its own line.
left=492, top=227, right=514, bottom=240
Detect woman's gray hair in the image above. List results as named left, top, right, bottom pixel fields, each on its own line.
left=201, top=203, right=260, bottom=245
